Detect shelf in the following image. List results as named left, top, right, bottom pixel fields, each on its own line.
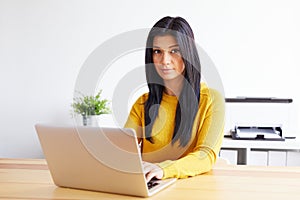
left=220, top=138, right=300, bottom=166
left=222, top=137, right=300, bottom=150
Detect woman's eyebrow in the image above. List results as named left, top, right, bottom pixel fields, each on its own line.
left=168, top=44, right=179, bottom=48
left=153, top=44, right=179, bottom=48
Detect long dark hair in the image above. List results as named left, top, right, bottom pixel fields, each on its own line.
left=144, top=16, right=201, bottom=147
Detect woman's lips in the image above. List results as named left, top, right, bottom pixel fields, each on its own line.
left=160, top=68, right=173, bottom=74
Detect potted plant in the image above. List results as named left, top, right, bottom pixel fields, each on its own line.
left=71, top=90, right=111, bottom=126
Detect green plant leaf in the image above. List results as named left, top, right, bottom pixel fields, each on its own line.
left=71, top=90, right=111, bottom=116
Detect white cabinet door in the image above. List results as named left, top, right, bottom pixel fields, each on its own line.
left=287, top=151, right=300, bottom=166
left=268, top=151, right=287, bottom=166
left=220, top=149, right=237, bottom=165
left=248, top=151, right=268, bottom=166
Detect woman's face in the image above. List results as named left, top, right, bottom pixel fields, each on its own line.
left=152, top=35, right=185, bottom=81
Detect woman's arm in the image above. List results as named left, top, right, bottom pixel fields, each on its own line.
left=157, top=89, right=225, bottom=179
left=124, top=94, right=147, bottom=142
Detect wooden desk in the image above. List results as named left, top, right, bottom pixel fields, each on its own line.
left=1, top=158, right=300, bottom=200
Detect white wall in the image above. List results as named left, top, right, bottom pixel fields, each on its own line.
left=1, top=0, right=299, bottom=158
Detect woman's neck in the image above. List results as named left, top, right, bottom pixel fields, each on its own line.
left=164, top=77, right=184, bottom=97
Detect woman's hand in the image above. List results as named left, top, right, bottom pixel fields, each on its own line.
left=142, top=161, right=163, bottom=182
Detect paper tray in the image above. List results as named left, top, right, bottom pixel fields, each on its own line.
left=231, top=126, right=285, bottom=141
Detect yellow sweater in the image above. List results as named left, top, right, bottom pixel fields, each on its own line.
left=124, top=83, right=225, bottom=179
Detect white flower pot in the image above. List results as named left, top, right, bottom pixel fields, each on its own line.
left=82, top=115, right=98, bottom=127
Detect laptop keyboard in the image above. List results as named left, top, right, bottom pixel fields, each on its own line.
left=147, top=179, right=159, bottom=190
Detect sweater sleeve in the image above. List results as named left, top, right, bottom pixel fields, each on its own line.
left=123, top=94, right=146, bottom=140
left=157, top=89, right=225, bottom=179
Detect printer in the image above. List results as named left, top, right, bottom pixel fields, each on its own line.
left=224, top=97, right=294, bottom=140
left=231, top=126, right=284, bottom=141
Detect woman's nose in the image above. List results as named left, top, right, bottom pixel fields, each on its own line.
left=162, top=52, right=171, bottom=66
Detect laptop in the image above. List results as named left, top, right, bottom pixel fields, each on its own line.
left=35, top=124, right=176, bottom=197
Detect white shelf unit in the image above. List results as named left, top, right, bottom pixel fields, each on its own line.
left=220, top=137, right=300, bottom=166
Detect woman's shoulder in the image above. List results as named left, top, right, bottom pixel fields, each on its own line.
left=200, top=82, right=209, bottom=94
left=132, top=92, right=149, bottom=106
left=128, top=93, right=149, bottom=114
left=200, top=82, right=224, bottom=103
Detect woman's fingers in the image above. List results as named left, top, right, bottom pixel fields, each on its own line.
left=142, top=161, right=163, bottom=182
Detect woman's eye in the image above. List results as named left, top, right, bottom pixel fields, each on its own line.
left=153, top=49, right=161, bottom=54
left=170, top=49, right=180, bottom=54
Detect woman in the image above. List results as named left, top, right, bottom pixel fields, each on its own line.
left=124, top=16, right=225, bottom=182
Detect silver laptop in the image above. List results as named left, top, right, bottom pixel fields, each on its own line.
left=35, top=124, right=176, bottom=197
